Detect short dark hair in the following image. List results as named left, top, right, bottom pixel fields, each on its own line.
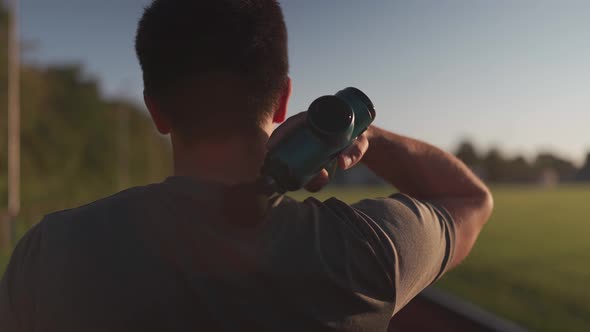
left=135, top=0, right=289, bottom=139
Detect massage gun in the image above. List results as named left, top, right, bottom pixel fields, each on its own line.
left=259, top=87, right=376, bottom=195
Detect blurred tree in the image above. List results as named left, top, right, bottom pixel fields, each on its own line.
left=575, top=152, right=590, bottom=182
left=0, top=3, right=171, bottom=227
left=503, top=156, right=537, bottom=183
left=455, top=140, right=480, bottom=167
left=482, top=148, right=505, bottom=182
left=451, top=140, right=583, bottom=184
left=533, top=153, right=578, bottom=183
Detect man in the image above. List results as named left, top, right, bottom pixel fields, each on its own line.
left=0, top=0, right=493, bottom=331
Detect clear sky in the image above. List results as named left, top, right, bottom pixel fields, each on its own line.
left=18, top=0, right=590, bottom=164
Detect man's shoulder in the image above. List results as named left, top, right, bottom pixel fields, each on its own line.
left=277, top=195, right=353, bottom=218
left=40, top=183, right=164, bottom=232
left=280, top=194, right=392, bottom=223
left=271, top=195, right=367, bottom=236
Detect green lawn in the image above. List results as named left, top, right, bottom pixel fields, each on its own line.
left=293, top=185, right=590, bottom=332
left=1, top=185, right=588, bottom=331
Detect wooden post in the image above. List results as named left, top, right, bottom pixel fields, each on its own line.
left=3, top=0, right=21, bottom=251
left=0, top=212, right=10, bottom=252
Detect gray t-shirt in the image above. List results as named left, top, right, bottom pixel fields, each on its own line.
left=0, top=177, right=455, bottom=331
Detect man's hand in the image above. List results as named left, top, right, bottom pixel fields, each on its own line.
left=267, top=112, right=370, bottom=192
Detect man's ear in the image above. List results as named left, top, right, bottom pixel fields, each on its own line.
left=144, top=92, right=171, bottom=135
left=272, top=77, right=292, bottom=124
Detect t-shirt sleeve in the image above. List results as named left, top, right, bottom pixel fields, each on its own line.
left=0, top=222, right=43, bottom=331
left=348, top=193, right=456, bottom=313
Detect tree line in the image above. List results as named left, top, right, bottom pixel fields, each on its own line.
left=333, top=142, right=590, bottom=186
left=0, top=5, right=171, bottom=227
left=455, top=141, right=590, bottom=184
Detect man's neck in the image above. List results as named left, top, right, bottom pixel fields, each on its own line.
left=171, top=130, right=271, bottom=186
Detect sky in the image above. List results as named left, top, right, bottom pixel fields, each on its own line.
left=17, top=0, right=590, bottom=165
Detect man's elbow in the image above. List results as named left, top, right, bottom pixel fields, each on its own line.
left=478, top=188, right=494, bottom=223
left=450, top=189, right=494, bottom=268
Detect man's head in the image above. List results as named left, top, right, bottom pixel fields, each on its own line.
left=136, top=0, right=290, bottom=144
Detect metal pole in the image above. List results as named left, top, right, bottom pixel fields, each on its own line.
left=4, top=0, right=21, bottom=251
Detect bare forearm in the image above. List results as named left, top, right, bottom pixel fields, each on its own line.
left=362, top=126, right=493, bottom=268
left=364, top=126, right=490, bottom=202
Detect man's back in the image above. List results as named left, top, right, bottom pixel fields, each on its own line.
left=1, top=177, right=456, bottom=331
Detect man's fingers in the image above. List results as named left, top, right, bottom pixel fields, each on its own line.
left=304, top=169, right=330, bottom=193
left=267, top=112, right=307, bottom=149
left=338, top=132, right=370, bottom=170
left=269, top=115, right=369, bottom=192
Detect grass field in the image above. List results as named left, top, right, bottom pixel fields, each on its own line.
left=292, top=185, right=590, bottom=332
left=1, top=185, right=588, bottom=331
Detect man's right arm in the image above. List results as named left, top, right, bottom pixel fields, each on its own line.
left=361, top=126, right=494, bottom=268
left=268, top=112, right=493, bottom=268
